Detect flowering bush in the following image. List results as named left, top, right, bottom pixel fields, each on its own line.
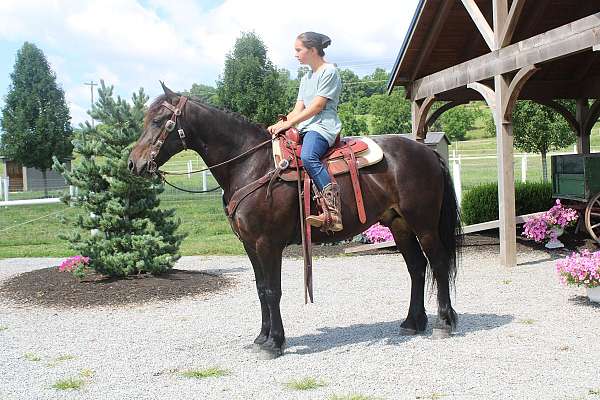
left=58, top=255, right=90, bottom=279
left=556, top=250, right=600, bottom=288
left=363, top=223, right=393, bottom=244
left=523, top=199, right=578, bottom=242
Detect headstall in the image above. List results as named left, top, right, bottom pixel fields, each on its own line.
left=148, top=96, right=189, bottom=173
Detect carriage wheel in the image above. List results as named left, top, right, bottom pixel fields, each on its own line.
left=585, top=191, right=600, bottom=244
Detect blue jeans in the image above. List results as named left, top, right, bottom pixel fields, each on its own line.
left=300, top=131, right=331, bottom=191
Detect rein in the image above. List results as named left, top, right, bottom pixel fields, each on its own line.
left=150, top=95, right=279, bottom=192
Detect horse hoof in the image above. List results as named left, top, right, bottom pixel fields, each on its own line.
left=431, top=327, right=452, bottom=340
left=399, top=327, right=418, bottom=336
left=243, top=343, right=263, bottom=352
left=256, top=346, right=284, bottom=360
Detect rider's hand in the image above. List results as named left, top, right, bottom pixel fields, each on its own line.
left=267, top=120, right=292, bottom=136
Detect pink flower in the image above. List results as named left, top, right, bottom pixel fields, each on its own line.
left=556, top=250, right=600, bottom=288
left=363, top=223, right=393, bottom=244
left=522, top=200, right=578, bottom=242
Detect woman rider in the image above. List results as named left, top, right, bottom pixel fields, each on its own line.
left=267, top=32, right=343, bottom=232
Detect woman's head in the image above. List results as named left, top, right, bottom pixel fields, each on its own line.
left=295, top=32, right=331, bottom=63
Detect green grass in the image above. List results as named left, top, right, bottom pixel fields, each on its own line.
left=0, top=325, right=7, bottom=331
left=180, top=367, right=229, bottom=379
left=517, top=319, right=535, bottom=325
left=285, top=377, right=327, bottom=391
left=0, top=196, right=244, bottom=259
left=47, top=354, right=76, bottom=367
left=51, top=378, right=84, bottom=390
left=80, top=369, right=95, bottom=378
left=23, top=352, right=41, bottom=361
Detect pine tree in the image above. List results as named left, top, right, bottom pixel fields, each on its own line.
left=216, top=32, right=287, bottom=124
left=54, top=81, right=185, bottom=277
left=0, top=42, right=73, bottom=197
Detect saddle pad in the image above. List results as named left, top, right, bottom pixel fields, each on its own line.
left=273, top=136, right=384, bottom=182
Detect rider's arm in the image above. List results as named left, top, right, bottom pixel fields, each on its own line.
left=285, top=96, right=327, bottom=126
left=286, top=101, right=305, bottom=120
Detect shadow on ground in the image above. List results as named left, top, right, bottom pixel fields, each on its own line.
left=287, top=312, right=514, bottom=354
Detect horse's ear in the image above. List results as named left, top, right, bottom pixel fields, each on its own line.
left=160, top=81, right=176, bottom=98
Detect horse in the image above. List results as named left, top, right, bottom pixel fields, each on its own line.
left=128, top=84, right=461, bottom=359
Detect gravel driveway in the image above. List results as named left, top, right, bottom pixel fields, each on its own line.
left=1, top=246, right=599, bottom=400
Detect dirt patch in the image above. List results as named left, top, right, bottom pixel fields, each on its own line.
left=0, top=267, right=233, bottom=309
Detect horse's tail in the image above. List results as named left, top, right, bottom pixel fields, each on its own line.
left=436, top=152, right=462, bottom=289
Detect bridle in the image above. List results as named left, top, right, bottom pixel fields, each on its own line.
left=148, top=96, right=189, bottom=174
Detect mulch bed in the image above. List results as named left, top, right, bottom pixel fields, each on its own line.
left=1, top=231, right=597, bottom=310
left=0, top=267, right=233, bottom=309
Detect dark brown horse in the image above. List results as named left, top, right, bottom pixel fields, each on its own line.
left=128, top=85, right=461, bottom=359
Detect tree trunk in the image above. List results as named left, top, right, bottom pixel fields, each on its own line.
left=541, top=152, right=548, bottom=183
left=42, top=169, right=48, bottom=198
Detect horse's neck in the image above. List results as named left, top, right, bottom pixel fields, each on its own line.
left=186, top=107, right=272, bottom=196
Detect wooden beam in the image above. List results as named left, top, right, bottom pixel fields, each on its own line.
left=426, top=101, right=468, bottom=128
left=584, top=99, right=600, bottom=134
left=411, top=13, right=600, bottom=101
left=467, top=82, right=496, bottom=110
left=504, top=65, right=540, bottom=121
left=410, top=0, right=454, bottom=81
left=495, top=74, right=517, bottom=268
left=493, top=0, right=508, bottom=48
left=535, top=100, right=579, bottom=133
left=461, top=0, right=495, bottom=51
left=498, top=0, right=526, bottom=47
left=578, top=98, right=592, bottom=154
left=411, top=13, right=600, bottom=100
left=412, top=96, right=436, bottom=140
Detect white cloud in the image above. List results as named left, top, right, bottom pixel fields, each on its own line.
left=0, top=0, right=419, bottom=125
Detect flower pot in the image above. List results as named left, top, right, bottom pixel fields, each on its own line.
left=545, top=226, right=565, bottom=249
left=586, top=286, right=600, bottom=303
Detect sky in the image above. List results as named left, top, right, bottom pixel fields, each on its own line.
left=0, top=0, right=420, bottom=126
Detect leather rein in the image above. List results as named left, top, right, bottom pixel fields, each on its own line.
left=149, top=95, right=277, bottom=194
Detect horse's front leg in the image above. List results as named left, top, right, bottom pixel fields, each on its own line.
left=243, top=243, right=270, bottom=347
left=254, top=239, right=285, bottom=359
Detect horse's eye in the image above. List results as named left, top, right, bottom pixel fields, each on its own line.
left=152, top=118, right=161, bottom=126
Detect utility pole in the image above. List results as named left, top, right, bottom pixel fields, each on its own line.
left=84, top=80, right=97, bottom=128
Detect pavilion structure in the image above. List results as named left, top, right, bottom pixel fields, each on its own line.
left=388, top=0, right=600, bottom=267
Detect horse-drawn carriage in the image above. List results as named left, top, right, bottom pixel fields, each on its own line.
left=551, top=153, right=600, bottom=243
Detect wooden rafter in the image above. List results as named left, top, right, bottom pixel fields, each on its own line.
left=498, top=0, right=526, bottom=47
left=504, top=65, right=540, bottom=121
left=460, top=0, right=495, bottom=51
left=410, top=0, right=454, bottom=81
left=412, top=13, right=600, bottom=101
left=535, top=100, right=579, bottom=133
left=467, top=82, right=496, bottom=110
left=426, top=101, right=468, bottom=128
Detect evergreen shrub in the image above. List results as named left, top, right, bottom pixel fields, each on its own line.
left=54, top=82, right=185, bottom=277
left=461, top=182, right=553, bottom=225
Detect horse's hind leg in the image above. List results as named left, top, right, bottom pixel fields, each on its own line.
left=418, top=234, right=458, bottom=338
left=384, top=212, right=428, bottom=334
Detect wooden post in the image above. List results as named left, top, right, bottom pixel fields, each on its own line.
left=495, top=74, right=517, bottom=268
left=576, top=98, right=591, bottom=154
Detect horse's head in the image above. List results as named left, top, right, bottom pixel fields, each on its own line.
left=128, top=82, right=190, bottom=176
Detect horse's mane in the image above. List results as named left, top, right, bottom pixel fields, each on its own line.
left=147, top=94, right=269, bottom=136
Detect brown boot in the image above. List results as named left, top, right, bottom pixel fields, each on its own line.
left=306, top=183, right=343, bottom=232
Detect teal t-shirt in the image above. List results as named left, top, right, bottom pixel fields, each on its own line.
left=296, top=63, right=342, bottom=146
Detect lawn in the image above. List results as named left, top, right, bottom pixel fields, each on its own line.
left=0, top=195, right=244, bottom=259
